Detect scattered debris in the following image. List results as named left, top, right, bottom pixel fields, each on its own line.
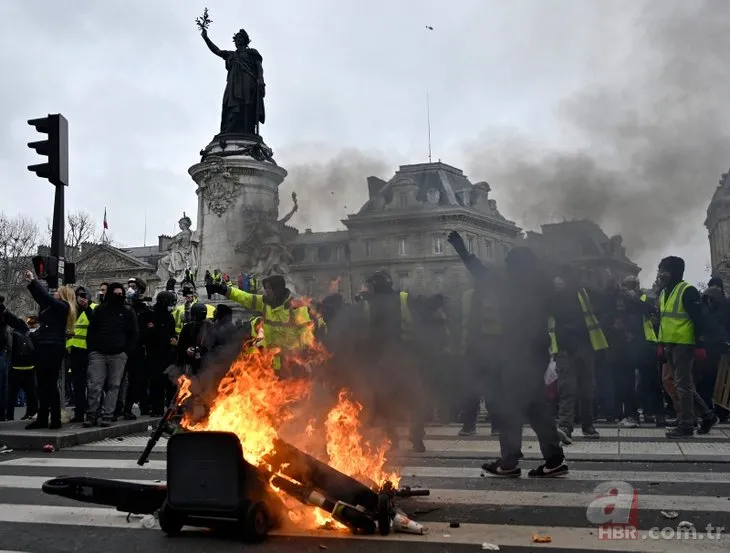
left=318, top=545, right=328, bottom=550
left=42, top=444, right=55, bottom=453
left=153, top=479, right=162, bottom=483
left=442, top=534, right=451, bottom=538
left=449, top=521, right=460, bottom=528
left=532, top=534, right=552, bottom=543
left=140, top=514, right=158, bottom=529
left=661, top=511, right=679, bottom=519
left=481, top=544, right=500, bottom=551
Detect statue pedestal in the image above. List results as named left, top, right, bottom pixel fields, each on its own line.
left=189, top=134, right=288, bottom=278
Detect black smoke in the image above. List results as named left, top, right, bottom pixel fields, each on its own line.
left=465, top=0, right=730, bottom=276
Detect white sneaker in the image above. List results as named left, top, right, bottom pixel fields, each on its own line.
left=0, top=444, right=13, bottom=454
left=619, top=417, right=639, bottom=428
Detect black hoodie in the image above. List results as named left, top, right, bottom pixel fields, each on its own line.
left=27, top=279, right=70, bottom=347
left=86, top=282, right=138, bottom=355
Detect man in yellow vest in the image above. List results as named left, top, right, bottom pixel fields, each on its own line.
left=172, top=284, right=215, bottom=335
left=67, top=286, right=98, bottom=423
left=449, top=231, right=567, bottom=478
left=657, top=256, right=717, bottom=438
left=549, top=272, right=608, bottom=444
left=210, top=275, right=319, bottom=378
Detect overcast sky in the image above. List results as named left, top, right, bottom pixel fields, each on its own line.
left=1, top=0, right=727, bottom=286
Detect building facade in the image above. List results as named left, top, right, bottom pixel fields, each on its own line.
left=705, top=169, right=730, bottom=284
left=287, top=162, right=522, bottom=301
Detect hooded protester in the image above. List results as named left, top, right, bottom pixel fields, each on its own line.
left=656, top=256, right=717, bottom=438
left=117, top=277, right=152, bottom=419
left=209, top=274, right=321, bottom=378
left=21, top=270, right=76, bottom=430
left=696, top=287, right=730, bottom=415
left=177, top=302, right=215, bottom=376
left=357, top=270, right=432, bottom=453
left=143, top=291, right=178, bottom=415
left=66, top=285, right=97, bottom=423
left=84, top=282, right=138, bottom=427
left=448, top=231, right=567, bottom=478
left=1, top=297, right=32, bottom=421
left=210, top=303, right=237, bottom=353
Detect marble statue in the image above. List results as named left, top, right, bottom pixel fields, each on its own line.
left=157, top=213, right=200, bottom=283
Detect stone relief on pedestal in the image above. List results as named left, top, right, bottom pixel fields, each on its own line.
left=157, top=213, right=200, bottom=283
left=202, top=156, right=238, bottom=216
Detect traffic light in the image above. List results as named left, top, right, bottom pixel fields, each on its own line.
left=27, top=113, right=69, bottom=187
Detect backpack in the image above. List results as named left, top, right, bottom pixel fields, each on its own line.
left=14, top=331, right=35, bottom=359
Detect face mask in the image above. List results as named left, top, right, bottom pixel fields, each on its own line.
left=98, top=292, right=105, bottom=302
left=126, top=288, right=137, bottom=301
left=110, top=293, right=124, bottom=304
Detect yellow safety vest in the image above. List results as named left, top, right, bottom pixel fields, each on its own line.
left=228, top=287, right=317, bottom=371
left=66, top=303, right=98, bottom=350
left=212, top=273, right=222, bottom=283
left=362, top=291, right=413, bottom=342
left=577, top=288, right=609, bottom=351
left=548, top=316, right=559, bottom=355
left=173, top=301, right=216, bottom=334
left=640, top=293, right=658, bottom=343
left=460, top=288, right=502, bottom=354
left=550, top=289, right=608, bottom=352
left=658, top=281, right=695, bottom=345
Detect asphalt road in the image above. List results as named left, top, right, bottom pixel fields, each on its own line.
left=1, top=424, right=730, bottom=552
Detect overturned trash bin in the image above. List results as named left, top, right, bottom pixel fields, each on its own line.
left=159, top=431, right=285, bottom=541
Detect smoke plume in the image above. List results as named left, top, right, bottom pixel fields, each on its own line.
left=466, top=0, right=730, bottom=275
left=278, top=147, right=393, bottom=230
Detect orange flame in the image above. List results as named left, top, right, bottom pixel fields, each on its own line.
left=325, top=389, right=400, bottom=487
left=176, top=375, right=192, bottom=405
left=177, top=317, right=399, bottom=530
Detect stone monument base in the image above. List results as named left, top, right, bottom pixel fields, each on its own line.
left=189, top=134, right=288, bottom=280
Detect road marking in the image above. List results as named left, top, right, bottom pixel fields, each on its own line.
left=400, top=466, right=730, bottom=483
left=0, top=458, right=166, bottom=470
left=0, top=504, right=726, bottom=551
left=2, top=476, right=726, bottom=512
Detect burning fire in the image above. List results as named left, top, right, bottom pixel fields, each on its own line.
left=325, top=390, right=399, bottom=487
left=177, top=329, right=399, bottom=529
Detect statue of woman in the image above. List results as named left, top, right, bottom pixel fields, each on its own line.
left=157, top=213, right=199, bottom=283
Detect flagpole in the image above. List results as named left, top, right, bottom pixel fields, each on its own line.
left=143, top=208, right=147, bottom=247
left=425, top=25, right=434, bottom=163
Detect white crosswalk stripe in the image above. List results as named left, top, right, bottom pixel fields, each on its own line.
left=1, top=426, right=730, bottom=552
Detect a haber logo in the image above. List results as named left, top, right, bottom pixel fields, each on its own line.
left=586, top=481, right=639, bottom=540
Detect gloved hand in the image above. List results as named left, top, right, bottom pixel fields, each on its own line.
left=209, top=283, right=228, bottom=297
left=656, top=344, right=665, bottom=358
left=694, top=348, right=708, bottom=361
left=447, top=231, right=467, bottom=255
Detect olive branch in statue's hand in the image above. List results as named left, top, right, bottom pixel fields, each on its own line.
left=195, top=7, right=212, bottom=32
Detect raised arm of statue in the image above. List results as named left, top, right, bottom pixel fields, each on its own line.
left=278, top=192, right=298, bottom=226
left=201, top=29, right=226, bottom=59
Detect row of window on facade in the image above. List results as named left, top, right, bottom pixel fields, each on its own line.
left=291, top=234, right=512, bottom=265
left=302, top=270, right=444, bottom=298
left=366, top=234, right=509, bottom=260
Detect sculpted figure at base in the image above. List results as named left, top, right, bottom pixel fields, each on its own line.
left=237, top=192, right=298, bottom=280
left=157, top=213, right=200, bottom=284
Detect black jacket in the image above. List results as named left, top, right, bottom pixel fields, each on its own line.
left=87, top=300, right=138, bottom=355
left=0, top=308, right=27, bottom=352
left=142, top=305, right=176, bottom=362
left=28, top=279, right=70, bottom=347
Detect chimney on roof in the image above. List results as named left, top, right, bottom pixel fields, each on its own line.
left=305, top=228, right=312, bottom=234
left=367, top=176, right=387, bottom=200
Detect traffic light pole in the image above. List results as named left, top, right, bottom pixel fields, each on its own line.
left=28, top=113, right=71, bottom=287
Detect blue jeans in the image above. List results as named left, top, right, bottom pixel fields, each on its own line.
left=0, top=351, right=7, bottom=420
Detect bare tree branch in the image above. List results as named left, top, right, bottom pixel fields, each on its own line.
left=0, top=213, right=40, bottom=312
